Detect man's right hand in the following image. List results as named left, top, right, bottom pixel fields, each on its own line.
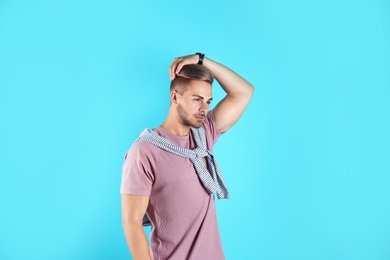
left=169, top=54, right=200, bottom=80
left=121, top=194, right=152, bottom=260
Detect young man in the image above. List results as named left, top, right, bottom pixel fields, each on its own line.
left=121, top=53, right=254, bottom=260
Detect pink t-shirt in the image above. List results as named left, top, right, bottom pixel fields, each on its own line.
left=121, top=110, right=225, bottom=260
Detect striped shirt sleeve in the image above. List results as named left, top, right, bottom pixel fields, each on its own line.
left=202, top=109, right=222, bottom=147
left=120, top=141, right=157, bottom=195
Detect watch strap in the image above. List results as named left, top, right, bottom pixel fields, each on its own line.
left=195, top=52, right=205, bottom=65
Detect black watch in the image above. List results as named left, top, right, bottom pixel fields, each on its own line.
left=195, top=52, right=205, bottom=65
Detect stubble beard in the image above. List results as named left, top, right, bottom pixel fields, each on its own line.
left=177, top=103, right=202, bottom=128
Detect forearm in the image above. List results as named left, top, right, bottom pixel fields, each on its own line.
left=169, top=53, right=254, bottom=133
left=202, top=57, right=254, bottom=97
left=123, top=222, right=152, bottom=260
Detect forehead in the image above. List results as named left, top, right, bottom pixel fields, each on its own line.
left=185, top=80, right=212, bottom=96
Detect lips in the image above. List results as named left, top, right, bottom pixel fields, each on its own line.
left=195, top=115, right=205, bottom=120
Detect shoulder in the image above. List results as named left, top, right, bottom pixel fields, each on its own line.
left=124, top=139, right=161, bottom=162
left=202, top=109, right=220, bottom=131
left=131, top=139, right=157, bottom=152
left=201, top=109, right=221, bottom=144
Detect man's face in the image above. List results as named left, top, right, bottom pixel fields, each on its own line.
left=176, top=80, right=212, bottom=128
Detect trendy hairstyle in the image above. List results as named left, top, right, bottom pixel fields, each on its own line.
left=170, top=64, right=214, bottom=95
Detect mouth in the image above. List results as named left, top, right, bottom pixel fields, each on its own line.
left=195, top=115, right=205, bottom=121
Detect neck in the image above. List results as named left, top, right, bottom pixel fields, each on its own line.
left=160, top=109, right=191, bottom=136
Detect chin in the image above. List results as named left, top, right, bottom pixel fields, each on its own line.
left=192, top=122, right=203, bottom=128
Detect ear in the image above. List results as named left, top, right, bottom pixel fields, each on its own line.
left=170, top=90, right=179, bottom=104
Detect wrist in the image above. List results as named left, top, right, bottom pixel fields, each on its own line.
left=195, top=52, right=205, bottom=65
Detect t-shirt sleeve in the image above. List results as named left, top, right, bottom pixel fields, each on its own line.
left=202, top=109, right=222, bottom=146
left=120, top=141, right=157, bottom=196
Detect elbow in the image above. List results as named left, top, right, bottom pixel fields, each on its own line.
left=249, top=84, right=255, bottom=95
left=122, top=217, right=143, bottom=229
left=122, top=219, right=129, bottom=228
left=245, top=83, right=255, bottom=97
left=231, top=84, right=254, bottom=100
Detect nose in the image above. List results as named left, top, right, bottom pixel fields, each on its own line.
left=199, top=103, right=208, bottom=114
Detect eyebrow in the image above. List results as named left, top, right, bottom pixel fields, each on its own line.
left=192, top=94, right=213, bottom=101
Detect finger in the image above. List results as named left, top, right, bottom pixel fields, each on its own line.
left=169, top=58, right=179, bottom=79
left=170, top=58, right=182, bottom=80
left=175, top=54, right=197, bottom=75
left=175, top=62, right=185, bottom=75
left=169, top=62, right=175, bottom=80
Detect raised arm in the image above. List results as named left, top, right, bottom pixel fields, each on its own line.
left=121, top=194, right=152, bottom=260
left=170, top=54, right=254, bottom=133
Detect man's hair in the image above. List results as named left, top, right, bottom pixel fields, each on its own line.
left=170, top=64, right=214, bottom=95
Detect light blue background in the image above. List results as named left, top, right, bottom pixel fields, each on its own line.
left=1, top=0, right=389, bottom=259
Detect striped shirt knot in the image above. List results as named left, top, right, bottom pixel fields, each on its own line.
left=136, top=126, right=230, bottom=200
